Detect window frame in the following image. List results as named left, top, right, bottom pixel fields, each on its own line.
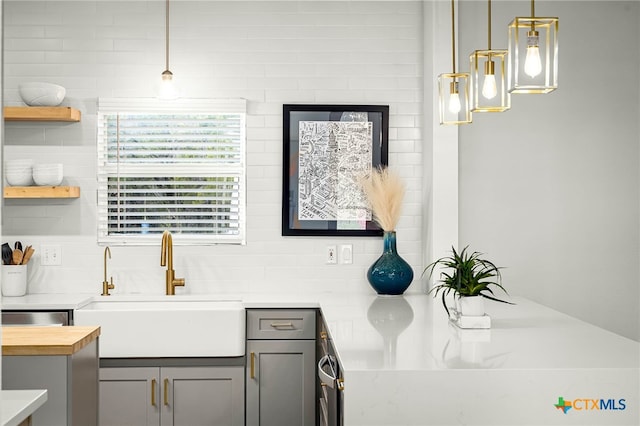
left=96, top=98, right=247, bottom=246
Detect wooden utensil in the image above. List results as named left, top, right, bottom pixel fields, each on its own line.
left=12, top=248, right=23, bottom=265
left=21, top=246, right=35, bottom=265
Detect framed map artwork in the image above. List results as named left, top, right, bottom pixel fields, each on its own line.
left=282, top=104, right=389, bottom=236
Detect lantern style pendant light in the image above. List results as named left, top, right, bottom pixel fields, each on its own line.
left=508, top=0, right=558, bottom=94
left=158, top=0, right=178, bottom=100
left=438, top=0, right=471, bottom=125
left=469, top=0, right=510, bottom=112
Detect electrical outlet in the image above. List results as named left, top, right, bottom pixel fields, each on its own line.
left=41, top=244, right=62, bottom=266
left=340, top=244, right=353, bottom=264
left=326, top=245, right=337, bottom=264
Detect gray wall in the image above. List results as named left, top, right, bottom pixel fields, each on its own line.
left=458, top=1, right=640, bottom=341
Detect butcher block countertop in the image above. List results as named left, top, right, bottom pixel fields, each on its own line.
left=2, top=326, right=100, bottom=356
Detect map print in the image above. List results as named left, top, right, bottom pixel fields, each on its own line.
left=298, top=120, right=373, bottom=226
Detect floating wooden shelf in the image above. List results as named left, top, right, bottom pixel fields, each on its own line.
left=4, top=106, right=81, bottom=122
left=4, top=186, right=81, bottom=199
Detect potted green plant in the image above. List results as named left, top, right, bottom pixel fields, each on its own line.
left=423, top=246, right=513, bottom=317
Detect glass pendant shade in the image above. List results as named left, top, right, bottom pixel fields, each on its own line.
left=469, top=50, right=510, bottom=112
left=508, top=16, right=558, bottom=94
left=158, top=70, right=178, bottom=100
left=437, top=0, right=472, bottom=125
left=438, top=73, right=472, bottom=125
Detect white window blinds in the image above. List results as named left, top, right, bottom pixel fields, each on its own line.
left=97, top=98, right=246, bottom=245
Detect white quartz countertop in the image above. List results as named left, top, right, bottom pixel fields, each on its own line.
left=3, top=292, right=638, bottom=370
left=4, top=291, right=639, bottom=425
left=1, top=390, right=47, bottom=426
left=1, top=293, right=94, bottom=310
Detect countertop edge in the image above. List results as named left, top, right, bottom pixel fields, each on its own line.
left=2, top=325, right=101, bottom=356
left=1, top=389, right=47, bottom=426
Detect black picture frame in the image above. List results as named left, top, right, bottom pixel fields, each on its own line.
left=282, top=104, right=389, bottom=237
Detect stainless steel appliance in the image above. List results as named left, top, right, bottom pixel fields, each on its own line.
left=317, top=315, right=343, bottom=426
left=2, top=310, right=71, bottom=326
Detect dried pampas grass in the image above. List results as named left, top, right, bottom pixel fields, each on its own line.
left=360, top=167, right=405, bottom=232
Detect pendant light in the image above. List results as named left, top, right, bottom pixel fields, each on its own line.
left=158, top=0, right=178, bottom=100
left=438, top=0, right=471, bottom=125
left=508, top=0, right=558, bottom=94
left=469, top=0, right=509, bottom=112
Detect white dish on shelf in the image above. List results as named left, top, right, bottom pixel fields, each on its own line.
left=18, top=82, right=66, bottom=106
left=5, top=159, right=34, bottom=186
left=32, top=163, right=63, bottom=186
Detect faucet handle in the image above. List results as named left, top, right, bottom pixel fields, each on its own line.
left=102, top=277, right=115, bottom=296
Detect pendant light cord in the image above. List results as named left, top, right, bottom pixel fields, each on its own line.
left=530, top=0, right=536, bottom=31
left=165, top=0, right=170, bottom=72
left=451, top=0, right=456, bottom=73
left=487, top=0, right=492, bottom=50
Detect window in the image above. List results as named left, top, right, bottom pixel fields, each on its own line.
left=97, top=98, right=246, bottom=245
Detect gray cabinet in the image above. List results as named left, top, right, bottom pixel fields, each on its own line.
left=246, top=309, right=316, bottom=426
left=99, top=367, right=158, bottom=426
left=99, top=365, right=244, bottom=426
left=2, top=336, right=98, bottom=426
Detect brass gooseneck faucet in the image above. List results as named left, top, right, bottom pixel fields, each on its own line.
left=102, top=246, right=115, bottom=296
left=160, top=230, right=185, bottom=295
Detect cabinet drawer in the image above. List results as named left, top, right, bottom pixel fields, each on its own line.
left=247, top=309, right=316, bottom=340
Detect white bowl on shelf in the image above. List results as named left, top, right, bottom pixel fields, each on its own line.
left=32, top=163, right=63, bottom=186
left=5, top=159, right=34, bottom=186
left=6, top=170, right=33, bottom=186
left=6, top=159, right=34, bottom=168
left=18, top=82, right=66, bottom=106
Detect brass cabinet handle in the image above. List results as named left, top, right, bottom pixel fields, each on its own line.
left=250, top=352, right=255, bottom=379
left=270, top=321, right=294, bottom=330
left=163, top=378, right=169, bottom=406
left=320, top=331, right=328, bottom=340
left=151, top=379, right=157, bottom=406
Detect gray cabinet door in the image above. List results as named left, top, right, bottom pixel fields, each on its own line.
left=161, top=366, right=245, bottom=426
left=246, top=340, right=316, bottom=426
left=99, top=367, right=160, bottom=426
left=100, top=365, right=244, bottom=426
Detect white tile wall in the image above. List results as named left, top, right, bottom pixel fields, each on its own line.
left=2, top=1, right=425, bottom=296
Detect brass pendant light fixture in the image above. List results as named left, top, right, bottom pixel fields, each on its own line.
left=438, top=0, right=472, bottom=125
left=158, top=0, right=178, bottom=100
left=508, top=0, right=558, bottom=94
left=469, top=0, right=509, bottom=112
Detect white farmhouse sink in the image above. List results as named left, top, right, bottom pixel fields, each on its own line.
left=74, top=295, right=245, bottom=358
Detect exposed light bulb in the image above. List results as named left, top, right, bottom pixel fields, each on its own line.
left=448, top=92, right=461, bottom=114
left=158, top=70, right=178, bottom=100
left=482, top=60, right=498, bottom=99
left=482, top=73, right=497, bottom=99
left=524, top=30, right=542, bottom=78
left=524, top=46, right=542, bottom=78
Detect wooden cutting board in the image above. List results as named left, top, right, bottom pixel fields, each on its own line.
left=2, top=326, right=100, bottom=356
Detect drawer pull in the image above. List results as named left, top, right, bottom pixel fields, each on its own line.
left=163, top=378, right=169, bottom=406
left=250, top=351, right=256, bottom=379
left=151, top=379, right=157, bottom=406
left=270, top=321, right=295, bottom=330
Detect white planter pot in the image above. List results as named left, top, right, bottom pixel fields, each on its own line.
left=458, top=296, right=485, bottom=316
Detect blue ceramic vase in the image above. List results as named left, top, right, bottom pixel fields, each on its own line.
left=367, top=231, right=414, bottom=295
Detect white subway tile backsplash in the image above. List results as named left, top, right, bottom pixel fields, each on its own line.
left=3, top=0, right=425, bottom=296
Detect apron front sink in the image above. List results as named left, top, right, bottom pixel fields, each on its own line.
left=74, top=296, right=245, bottom=358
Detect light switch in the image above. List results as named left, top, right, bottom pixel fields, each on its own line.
left=326, top=245, right=337, bottom=264
left=41, top=244, right=62, bottom=266
left=340, top=244, right=353, bottom=264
